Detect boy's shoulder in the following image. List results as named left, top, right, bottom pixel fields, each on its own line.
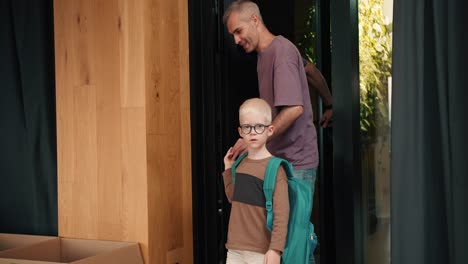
left=234, top=155, right=291, bottom=176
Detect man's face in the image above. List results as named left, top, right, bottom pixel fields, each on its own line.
left=226, top=11, right=259, bottom=53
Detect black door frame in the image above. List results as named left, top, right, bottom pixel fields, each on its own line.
left=330, top=0, right=364, bottom=264
left=188, top=0, right=227, bottom=263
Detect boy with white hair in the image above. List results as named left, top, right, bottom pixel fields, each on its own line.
left=222, top=98, right=289, bottom=264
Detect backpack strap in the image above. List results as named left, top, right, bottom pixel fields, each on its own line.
left=231, top=152, right=248, bottom=184
left=263, top=157, right=294, bottom=231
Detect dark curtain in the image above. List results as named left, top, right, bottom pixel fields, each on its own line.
left=392, top=1, right=468, bottom=264
left=0, top=0, right=57, bottom=235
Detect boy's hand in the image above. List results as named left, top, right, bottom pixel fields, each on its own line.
left=224, top=147, right=236, bottom=170
left=263, top=249, right=281, bottom=264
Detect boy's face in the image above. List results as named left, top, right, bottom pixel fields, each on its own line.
left=238, top=110, right=273, bottom=151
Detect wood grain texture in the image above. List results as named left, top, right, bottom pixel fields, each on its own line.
left=54, top=0, right=192, bottom=263
left=177, top=0, right=193, bottom=262
left=144, top=0, right=193, bottom=261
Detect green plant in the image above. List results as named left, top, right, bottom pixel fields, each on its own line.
left=297, top=5, right=318, bottom=64
left=359, top=0, right=392, bottom=143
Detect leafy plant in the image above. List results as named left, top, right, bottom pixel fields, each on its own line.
left=297, top=0, right=392, bottom=144
left=359, top=0, right=392, bottom=143
left=297, top=5, right=318, bottom=64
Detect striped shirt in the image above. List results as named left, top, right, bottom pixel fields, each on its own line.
left=222, top=156, right=289, bottom=253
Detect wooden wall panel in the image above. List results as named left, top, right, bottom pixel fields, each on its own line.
left=119, top=0, right=145, bottom=108
left=144, top=0, right=192, bottom=262
left=55, top=0, right=100, bottom=238
left=177, top=0, right=193, bottom=261
left=54, top=0, right=192, bottom=263
left=120, top=107, right=149, bottom=261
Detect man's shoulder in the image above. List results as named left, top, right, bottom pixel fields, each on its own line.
left=273, top=36, right=296, bottom=49
left=274, top=35, right=292, bottom=43
left=269, top=36, right=301, bottom=62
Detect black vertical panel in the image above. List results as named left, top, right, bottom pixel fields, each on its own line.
left=190, top=0, right=261, bottom=262
left=0, top=0, right=57, bottom=235
left=189, top=0, right=225, bottom=262
left=331, top=0, right=363, bottom=264
left=256, top=0, right=295, bottom=41
left=316, top=1, right=336, bottom=263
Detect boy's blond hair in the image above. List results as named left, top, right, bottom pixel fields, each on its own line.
left=239, top=98, right=272, bottom=124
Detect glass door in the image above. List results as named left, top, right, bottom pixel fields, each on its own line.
left=358, top=0, right=393, bottom=263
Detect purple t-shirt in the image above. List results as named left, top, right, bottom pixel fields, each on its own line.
left=257, top=36, right=318, bottom=169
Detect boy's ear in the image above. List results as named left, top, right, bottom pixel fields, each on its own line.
left=267, top=125, right=274, bottom=136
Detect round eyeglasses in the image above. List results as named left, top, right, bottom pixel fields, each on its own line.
left=239, top=124, right=271, bottom=134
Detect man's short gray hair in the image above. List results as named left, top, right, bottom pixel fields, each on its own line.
left=222, top=0, right=263, bottom=24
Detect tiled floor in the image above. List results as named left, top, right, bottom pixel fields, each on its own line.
left=308, top=217, right=390, bottom=264
left=368, top=217, right=391, bottom=264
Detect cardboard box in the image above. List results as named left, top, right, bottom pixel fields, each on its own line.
left=0, top=234, right=56, bottom=253
left=0, top=237, right=143, bottom=264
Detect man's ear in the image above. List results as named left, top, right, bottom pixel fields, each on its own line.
left=251, top=14, right=260, bottom=25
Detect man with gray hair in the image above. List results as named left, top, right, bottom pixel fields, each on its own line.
left=224, top=1, right=319, bottom=264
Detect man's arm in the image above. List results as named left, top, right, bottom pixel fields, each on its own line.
left=304, top=60, right=333, bottom=127
left=269, top=105, right=303, bottom=142
left=229, top=138, right=247, bottom=161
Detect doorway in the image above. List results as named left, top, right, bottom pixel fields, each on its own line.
left=189, top=0, right=333, bottom=263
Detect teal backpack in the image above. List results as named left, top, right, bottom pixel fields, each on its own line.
left=232, top=153, right=317, bottom=264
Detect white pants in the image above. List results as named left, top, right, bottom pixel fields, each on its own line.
left=226, top=249, right=265, bottom=264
